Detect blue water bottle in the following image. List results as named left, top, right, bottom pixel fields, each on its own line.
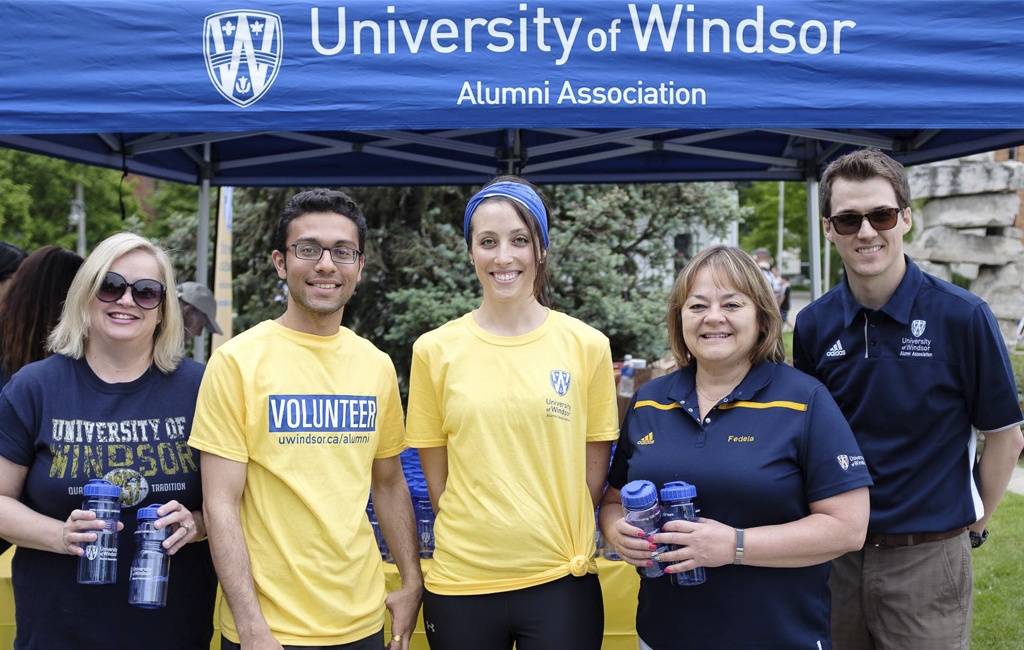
left=366, top=496, right=390, bottom=561
left=659, top=481, right=707, bottom=586
left=128, top=504, right=171, bottom=608
left=410, top=481, right=435, bottom=559
left=77, top=479, right=121, bottom=584
left=620, top=480, right=666, bottom=578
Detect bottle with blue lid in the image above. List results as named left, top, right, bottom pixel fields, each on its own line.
left=620, top=480, right=666, bottom=578
left=659, top=481, right=706, bottom=586
left=77, top=478, right=121, bottom=585
left=410, top=480, right=435, bottom=559
left=129, top=503, right=171, bottom=608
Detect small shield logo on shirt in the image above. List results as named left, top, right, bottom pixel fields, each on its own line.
left=837, top=455, right=850, bottom=471
left=911, top=320, right=926, bottom=337
left=549, top=370, right=571, bottom=396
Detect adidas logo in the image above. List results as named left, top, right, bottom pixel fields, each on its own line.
left=637, top=432, right=655, bottom=445
left=825, top=340, right=846, bottom=358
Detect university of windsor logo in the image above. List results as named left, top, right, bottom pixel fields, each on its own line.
left=204, top=10, right=283, bottom=107
left=911, top=319, right=927, bottom=337
left=549, top=370, right=571, bottom=396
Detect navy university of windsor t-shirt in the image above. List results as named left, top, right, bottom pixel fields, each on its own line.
left=0, top=354, right=217, bottom=650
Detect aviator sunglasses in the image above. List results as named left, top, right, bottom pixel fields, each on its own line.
left=96, top=271, right=166, bottom=310
left=826, top=207, right=904, bottom=236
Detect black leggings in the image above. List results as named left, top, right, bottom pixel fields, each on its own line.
left=422, top=573, right=604, bottom=650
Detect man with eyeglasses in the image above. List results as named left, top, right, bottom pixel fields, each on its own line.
left=793, top=148, right=1023, bottom=650
left=189, top=188, right=422, bottom=650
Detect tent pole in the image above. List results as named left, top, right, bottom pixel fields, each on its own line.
left=806, top=173, right=822, bottom=300
left=776, top=181, right=784, bottom=272
left=194, top=143, right=211, bottom=363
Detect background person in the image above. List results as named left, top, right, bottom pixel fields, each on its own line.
left=0, top=240, right=27, bottom=308
left=0, top=232, right=217, bottom=650
left=406, top=176, right=619, bottom=650
left=601, top=245, right=871, bottom=650
left=772, top=266, right=792, bottom=328
left=178, top=281, right=223, bottom=340
left=190, top=189, right=421, bottom=650
left=0, top=246, right=83, bottom=389
left=794, top=148, right=1024, bottom=650
left=0, top=245, right=82, bottom=555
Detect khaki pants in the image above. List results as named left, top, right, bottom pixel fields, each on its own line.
left=830, top=531, right=972, bottom=650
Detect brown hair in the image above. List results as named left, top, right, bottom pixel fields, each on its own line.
left=468, top=175, right=550, bottom=306
left=819, top=148, right=911, bottom=218
left=667, top=245, right=785, bottom=368
left=0, top=246, right=83, bottom=380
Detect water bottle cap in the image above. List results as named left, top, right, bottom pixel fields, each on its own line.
left=137, top=504, right=164, bottom=521
left=660, top=481, right=697, bottom=501
left=82, top=479, right=121, bottom=499
left=620, top=480, right=658, bottom=509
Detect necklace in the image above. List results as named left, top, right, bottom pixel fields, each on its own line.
left=696, top=385, right=731, bottom=403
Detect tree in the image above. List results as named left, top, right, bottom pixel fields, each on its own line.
left=548, top=183, right=743, bottom=360
left=737, top=181, right=844, bottom=287
left=0, top=150, right=140, bottom=252
left=147, top=182, right=747, bottom=390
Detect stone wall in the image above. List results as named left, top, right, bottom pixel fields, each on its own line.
left=906, top=156, right=1024, bottom=344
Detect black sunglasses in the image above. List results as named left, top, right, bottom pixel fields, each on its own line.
left=826, top=207, right=904, bottom=236
left=97, top=272, right=166, bottom=310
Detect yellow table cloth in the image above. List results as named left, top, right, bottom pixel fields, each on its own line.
left=0, top=549, right=640, bottom=649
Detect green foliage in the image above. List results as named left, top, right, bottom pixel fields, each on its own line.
left=26, top=177, right=744, bottom=392
left=549, top=182, right=742, bottom=360
left=972, top=492, right=1024, bottom=649
left=950, top=272, right=972, bottom=290
left=153, top=182, right=744, bottom=389
left=0, top=149, right=140, bottom=251
left=737, top=180, right=845, bottom=286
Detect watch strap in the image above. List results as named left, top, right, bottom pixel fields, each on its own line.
left=734, top=528, right=745, bottom=565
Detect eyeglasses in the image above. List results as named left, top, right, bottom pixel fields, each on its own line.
left=826, top=208, right=904, bottom=236
left=97, top=272, right=166, bottom=310
left=289, top=243, right=363, bottom=265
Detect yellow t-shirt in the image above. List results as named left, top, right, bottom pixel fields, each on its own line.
left=406, top=311, right=619, bottom=595
left=188, top=321, right=405, bottom=645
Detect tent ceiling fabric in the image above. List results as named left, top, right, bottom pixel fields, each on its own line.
left=2, top=1, right=1024, bottom=186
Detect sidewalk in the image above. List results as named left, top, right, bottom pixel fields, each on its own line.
left=1008, top=466, right=1024, bottom=497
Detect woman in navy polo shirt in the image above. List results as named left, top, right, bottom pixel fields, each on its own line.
left=600, top=245, right=872, bottom=650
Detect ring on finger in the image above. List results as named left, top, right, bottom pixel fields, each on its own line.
left=182, top=523, right=191, bottom=534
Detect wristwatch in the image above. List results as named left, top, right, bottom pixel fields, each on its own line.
left=970, top=529, right=988, bottom=548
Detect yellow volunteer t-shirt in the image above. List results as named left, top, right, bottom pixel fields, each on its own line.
left=189, top=321, right=405, bottom=645
left=406, top=310, right=619, bottom=595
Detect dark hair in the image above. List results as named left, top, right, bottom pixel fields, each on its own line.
left=0, top=246, right=84, bottom=379
left=667, top=245, right=785, bottom=368
left=819, top=148, right=911, bottom=218
left=0, top=241, right=27, bottom=281
left=468, top=175, right=550, bottom=306
left=274, top=188, right=367, bottom=253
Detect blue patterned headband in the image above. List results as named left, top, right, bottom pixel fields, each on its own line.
left=463, top=181, right=549, bottom=248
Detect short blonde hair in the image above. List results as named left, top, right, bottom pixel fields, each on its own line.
left=49, top=233, right=184, bottom=373
left=667, top=245, right=785, bottom=368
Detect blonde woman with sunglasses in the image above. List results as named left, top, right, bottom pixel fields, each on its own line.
left=0, top=233, right=217, bottom=649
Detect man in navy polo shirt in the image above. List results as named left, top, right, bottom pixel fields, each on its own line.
left=794, top=148, right=1024, bottom=649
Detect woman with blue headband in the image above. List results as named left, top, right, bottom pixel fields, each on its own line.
left=406, top=176, right=619, bottom=649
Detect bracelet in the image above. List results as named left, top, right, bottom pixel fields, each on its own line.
left=733, top=528, right=745, bottom=565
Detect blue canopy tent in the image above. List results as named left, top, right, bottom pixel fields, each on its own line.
left=2, top=0, right=1024, bottom=303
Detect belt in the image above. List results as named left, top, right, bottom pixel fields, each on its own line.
left=865, top=527, right=967, bottom=548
